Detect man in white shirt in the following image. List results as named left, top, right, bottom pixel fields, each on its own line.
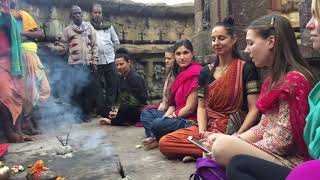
left=90, top=3, right=120, bottom=117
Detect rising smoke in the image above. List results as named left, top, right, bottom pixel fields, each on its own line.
left=36, top=45, right=91, bottom=133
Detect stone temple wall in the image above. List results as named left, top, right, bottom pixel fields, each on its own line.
left=193, top=0, right=320, bottom=77
left=18, top=0, right=194, bottom=101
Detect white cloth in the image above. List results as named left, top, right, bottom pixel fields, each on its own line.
left=95, top=25, right=120, bottom=65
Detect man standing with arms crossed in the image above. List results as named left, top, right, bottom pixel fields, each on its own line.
left=90, top=4, right=120, bottom=117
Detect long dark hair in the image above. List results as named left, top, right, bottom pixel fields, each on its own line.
left=212, top=16, right=240, bottom=70
left=164, top=46, right=176, bottom=77
left=248, top=14, right=317, bottom=86
left=172, top=39, right=194, bottom=76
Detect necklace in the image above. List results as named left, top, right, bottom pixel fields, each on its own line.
left=217, top=65, right=228, bottom=73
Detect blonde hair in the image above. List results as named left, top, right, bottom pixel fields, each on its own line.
left=312, top=0, right=320, bottom=19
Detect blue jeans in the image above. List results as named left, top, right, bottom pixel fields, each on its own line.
left=140, top=109, right=192, bottom=140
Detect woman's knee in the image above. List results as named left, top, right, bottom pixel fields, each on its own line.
left=159, top=135, right=170, bottom=156
left=140, top=109, right=153, bottom=122
left=211, top=135, right=235, bottom=164
left=227, top=155, right=250, bottom=179
left=151, top=118, right=163, bottom=130
left=159, top=133, right=181, bottom=158
left=228, top=154, right=248, bottom=169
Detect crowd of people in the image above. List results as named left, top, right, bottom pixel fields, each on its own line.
left=1, top=0, right=320, bottom=179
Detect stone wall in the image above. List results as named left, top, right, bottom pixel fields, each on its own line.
left=192, top=0, right=229, bottom=58
left=18, top=0, right=194, bottom=101
left=193, top=0, right=270, bottom=58
left=193, top=0, right=320, bottom=76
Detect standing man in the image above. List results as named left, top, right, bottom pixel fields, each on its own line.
left=90, top=3, right=120, bottom=117
left=49, top=5, right=98, bottom=122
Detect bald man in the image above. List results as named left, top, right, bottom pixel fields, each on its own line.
left=49, top=5, right=98, bottom=122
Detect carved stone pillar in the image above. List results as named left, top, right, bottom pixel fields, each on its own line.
left=45, top=7, right=64, bottom=38
left=194, top=0, right=204, bottom=33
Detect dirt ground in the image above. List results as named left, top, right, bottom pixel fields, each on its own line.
left=3, top=119, right=195, bottom=180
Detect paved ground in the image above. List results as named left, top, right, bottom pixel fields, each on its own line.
left=3, top=119, right=195, bottom=180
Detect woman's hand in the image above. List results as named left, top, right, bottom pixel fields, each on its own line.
left=163, top=114, right=174, bottom=118
left=199, top=130, right=206, bottom=138
left=207, top=133, right=223, bottom=142
left=199, top=130, right=214, bottom=139
left=158, top=103, right=166, bottom=111
left=203, top=133, right=223, bottom=148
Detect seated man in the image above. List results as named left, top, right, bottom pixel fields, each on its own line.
left=100, top=48, right=148, bottom=126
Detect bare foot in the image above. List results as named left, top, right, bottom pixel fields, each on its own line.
left=19, top=133, right=35, bottom=141
left=16, top=128, right=35, bottom=141
left=142, top=137, right=158, bottom=150
left=6, top=132, right=24, bottom=143
left=99, top=118, right=111, bottom=125
left=25, top=128, right=42, bottom=136
left=182, top=156, right=196, bottom=163
left=21, top=135, right=35, bottom=141
left=23, top=124, right=42, bottom=136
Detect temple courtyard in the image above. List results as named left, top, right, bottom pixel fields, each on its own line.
left=4, top=119, right=194, bottom=180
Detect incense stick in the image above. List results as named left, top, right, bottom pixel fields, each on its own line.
left=65, top=125, right=73, bottom=145
left=114, top=156, right=126, bottom=178
left=56, top=136, right=65, bottom=146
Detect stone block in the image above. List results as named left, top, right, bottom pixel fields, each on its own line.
left=192, top=30, right=212, bottom=57
left=194, top=0, right=203, bottom=12
left=195, top=11, right=203, bottom=33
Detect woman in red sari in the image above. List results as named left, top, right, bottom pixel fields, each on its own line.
left=159, top=17, right=261, bottom=161
left=206, top=15, right=317, bottom=168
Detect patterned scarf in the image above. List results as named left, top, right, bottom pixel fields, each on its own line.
left=168, top=63, right=202, bottom=118
left=90, top=19, right=111, bottom=30
left=72, top=21, right=90, bottom=33
left=304, top=81, right=320, bottom=159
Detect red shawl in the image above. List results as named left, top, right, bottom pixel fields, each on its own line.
left=257, top=71, right=313, bottom=160
left=168, top=63, right=202, bottom=119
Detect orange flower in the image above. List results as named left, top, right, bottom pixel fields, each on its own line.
left=31, top=160, right=49, bottom=174
left=56, top=177, right=65, bottom=180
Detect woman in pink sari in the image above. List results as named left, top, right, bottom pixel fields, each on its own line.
left=204, top=15, right=317, bottom=169
left=140, top=39, right=202, bottom=150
